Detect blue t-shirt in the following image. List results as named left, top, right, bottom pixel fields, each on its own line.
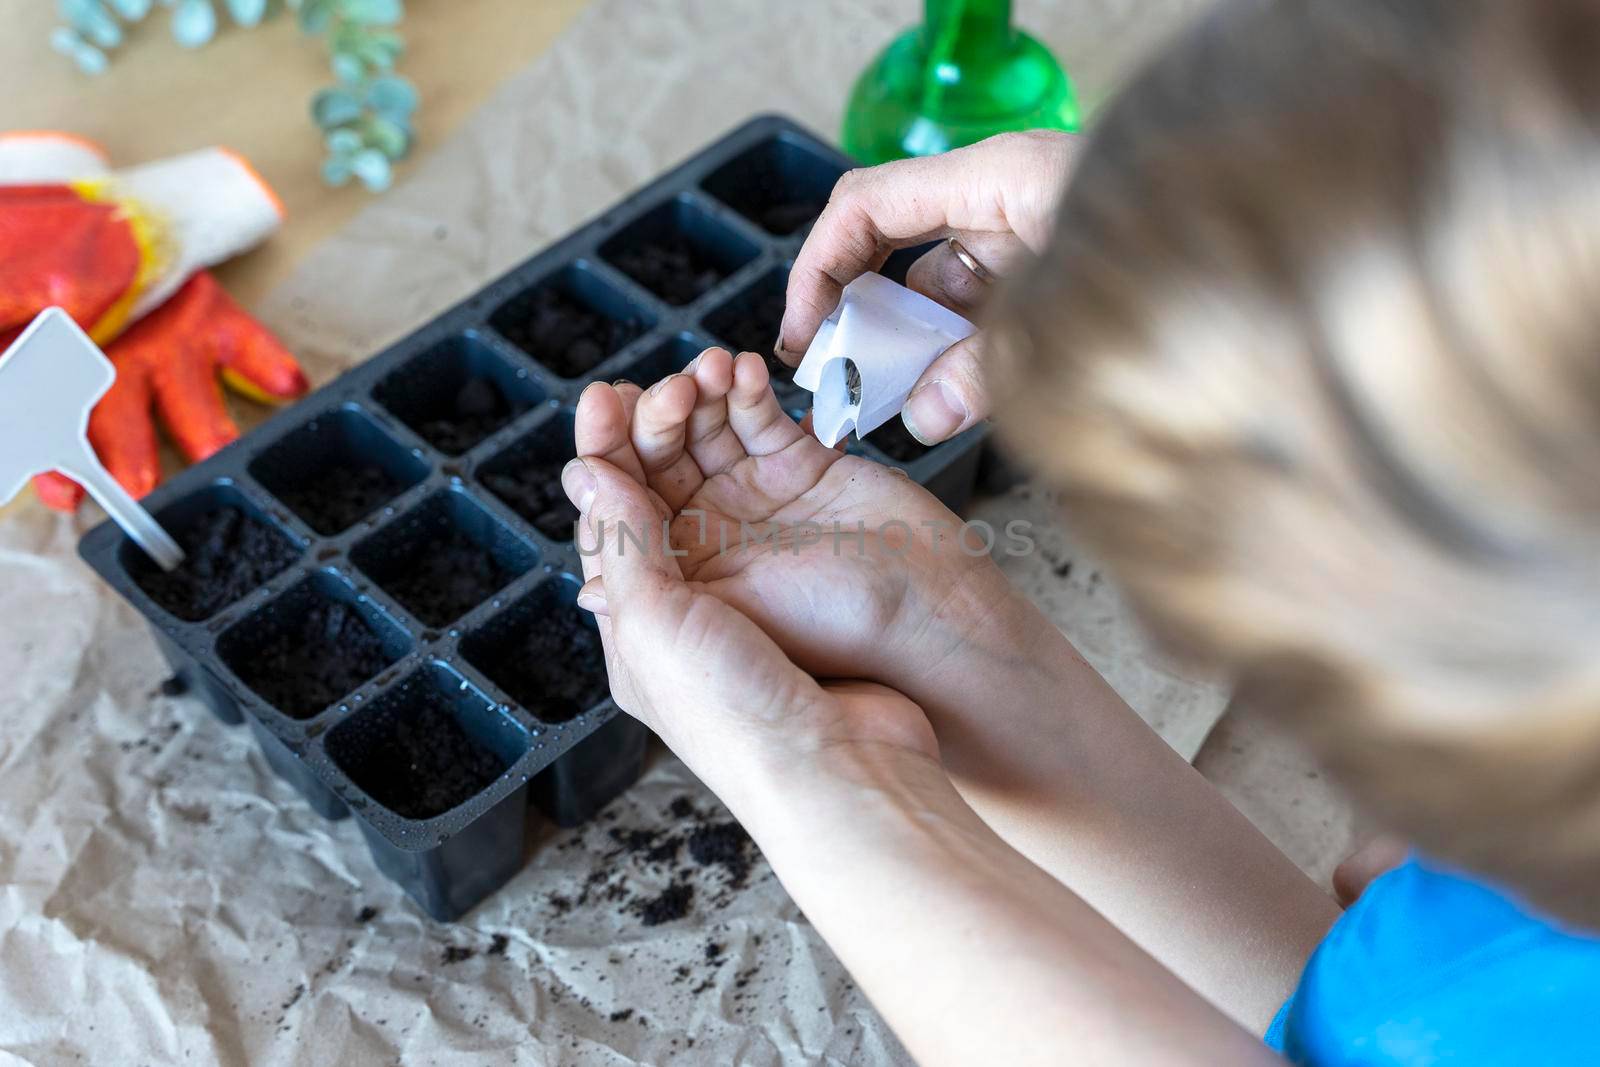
left=1264, top=858, right=1600, bottom=1064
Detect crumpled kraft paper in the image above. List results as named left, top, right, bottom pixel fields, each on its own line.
left=0, top=2, right=1219, bottom=1063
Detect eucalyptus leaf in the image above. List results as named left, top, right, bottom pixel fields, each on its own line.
left=329, top=20, right=363, bottom=52
left=331, top=50, right=364, bottom=84
left=367, top=28, right=404, bottom=62
left=48, top=25, right=82, bottom=54
left=340, top=0, right=402, bottom=27
left=366, top=74, right=417, bottom=117
left=350, top=148, right=392, bottom=192
left=311, top=86, right=363, bottom=127
left=350, top=32, right=400, bottom=70
left=325, top=127, right=363, bottom=155
left=50, top=27, right=110, bottom=74
left=225, top=0, right=266, bottom=26
left=366, top=115, right=411, bottom=159
left=49, top=24, right=85, bottom=53
left=50, top=0, right=416, bottom=196
left=61, top=0, right=124, bottom=47
left=75, top=41, right=111, bottom=74
left=321, top=154, right=354, bottom=186
left=297, top=0, right=332, bottom=32
left=171, top=0, right=217, bottom=47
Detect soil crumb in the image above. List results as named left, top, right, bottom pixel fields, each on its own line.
left=688, top=821, right=755, bottom=889
left=637, top=881, right=694, bottom=926
left=551, top=793, right=762, bottom=933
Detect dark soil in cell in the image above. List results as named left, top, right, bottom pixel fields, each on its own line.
left=758, top=200, right=823, bottom=235
left=497, top=287, right=641, bottom=378
left=865, top=418, right=934, bottom=463
left=343, top=688, right=510, bottom=820
left=481, top=602, right=607, bottom=722
left=416, top=377, right=516, bottom=455
left=234, top=600, right=392, bottom=718
left=133, top=507, right=297, bottom=620
left=379, top=524, right=514, bottom=626
left=709, top=290, right=791, bottom=382
left=274, top=463, right=402, bottom=535
left=720, top=170, right=823, bottom=235
left=482, top=462, right=578, bottom=541
left=610, top=239, right=724, bottom=306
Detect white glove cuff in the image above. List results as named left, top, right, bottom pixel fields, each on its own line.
left=118, top=148, right=284, bottom=316
left=0, top=131, right=110, bottom=184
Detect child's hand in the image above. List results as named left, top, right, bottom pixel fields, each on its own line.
left=568, top=347, right=1039, bottom=721
left=559, top=410, right=936, bottom=800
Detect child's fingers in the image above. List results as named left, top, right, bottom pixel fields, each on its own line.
left=683, top=347, right=746, bottom=476
left=727, top=352, right=806, bottom=457
left=612, top=380, right=644, bottom=425
left=574, top=382, right=648, bottom=485
left=575, top=574, right=609, bottom=616
left=631, top=374, right=704, bottom=511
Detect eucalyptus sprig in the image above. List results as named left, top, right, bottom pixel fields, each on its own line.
left=302, top=0, right=415, bottom=192
left=51, top=0, right=419, bottom=193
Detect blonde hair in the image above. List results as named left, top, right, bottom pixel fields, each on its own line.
left=997, top=0, right=1600, bottom=926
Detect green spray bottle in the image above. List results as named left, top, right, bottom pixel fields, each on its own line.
left=842, top=0, right=1080, bottom=164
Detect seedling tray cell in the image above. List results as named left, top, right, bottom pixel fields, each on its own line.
left=77, top=115, right=988, bottom=920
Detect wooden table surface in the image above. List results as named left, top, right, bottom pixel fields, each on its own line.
left=1, top=0, right=589, bottom=311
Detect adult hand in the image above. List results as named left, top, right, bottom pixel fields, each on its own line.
left=567, top=347, right=1034, bottom=716
left=778, top=130, right=1079, bottom=444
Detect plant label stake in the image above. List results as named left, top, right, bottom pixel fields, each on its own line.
left=0, top=307, right=185, bottom=570
left=794, top=272, right=976, bottom=448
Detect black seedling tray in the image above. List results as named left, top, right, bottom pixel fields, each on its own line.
left=77, top=115, right=986, bottom=921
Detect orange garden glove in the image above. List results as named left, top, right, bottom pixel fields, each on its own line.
left=0, top=132, right=309, bottom=511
